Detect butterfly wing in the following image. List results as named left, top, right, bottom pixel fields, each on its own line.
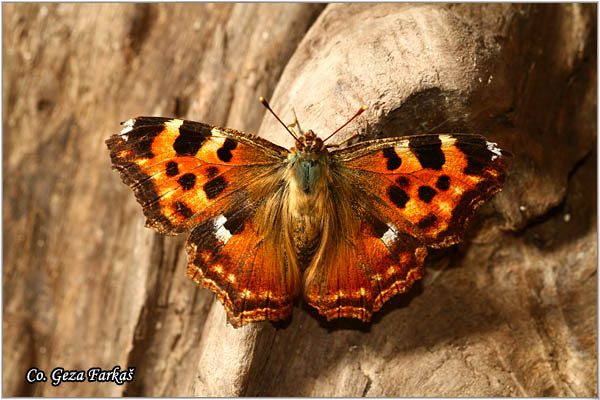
left=332, top=134, right=509, bottom=247
left=186, top=200, right=299, bottom=327
left=303, top=134, right=509, bottom=321
left=106, top=117, right=288, bottom=234
left=303, top=212, right=428, bottom=321
left=106, top=117, right=300, bottom=326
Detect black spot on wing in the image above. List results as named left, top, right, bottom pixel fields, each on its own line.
left=166, top=161, right=179, bottom=177
left=454, top=135, right=490, bottom=175
left=436, top=175, right=450, bottom=191
left=382, top=147, right=402, bottom=170
left=418, top=186, right=437, bottom=203
left=369, top=215, right=389, bottom=238
left=222, top=207, right=251, bottom=235
left=417, top=214, right=438, bottom=229
left=205, top=166, right=219, bottom=179
left=177, top=173, right=196, bottom=190
left=126, top=116, right=171, bottom=127
left=127, top=125, right=164, bottom=159
left=174, top=201, right=194, bottom=218
left=189, top=221, right=220, bottom=263
left=204, top=176, right=227, bottom=199
left=409, top=135, right=445, bottom=170
left=173, top=121, right=211, bottom=156
left=217, top=138, right=238, bottom=162
left=388, top=185, right=409, bottom=209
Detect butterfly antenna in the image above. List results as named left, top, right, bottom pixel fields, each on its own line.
left=323, top=105, right=367, bottom=143
left=259, top=97, right=299, bottom=142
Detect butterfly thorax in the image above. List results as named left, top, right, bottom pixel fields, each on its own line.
left=287, top=129, right=331, bottom=195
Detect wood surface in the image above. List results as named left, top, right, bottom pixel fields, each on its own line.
left=3, top=3, right=596, bottom=396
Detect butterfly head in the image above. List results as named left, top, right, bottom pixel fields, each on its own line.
left=293, top=130, right=326, bottom=153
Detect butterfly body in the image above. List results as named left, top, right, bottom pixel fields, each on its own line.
left=107, top=113, right=509, bottom=327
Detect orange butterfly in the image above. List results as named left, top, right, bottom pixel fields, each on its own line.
left=106, top=98, right=508, bottom=327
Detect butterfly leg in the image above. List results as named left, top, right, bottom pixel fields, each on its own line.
left=287, top=108, right=304, bottom=136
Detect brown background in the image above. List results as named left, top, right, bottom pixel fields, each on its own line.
left=3, top=3, right=597, bottom=397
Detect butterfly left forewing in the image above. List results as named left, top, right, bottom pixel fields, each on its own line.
left=106, top=117, right=288, bottom=234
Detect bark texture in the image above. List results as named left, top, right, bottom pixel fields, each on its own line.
left=3, top=3, right=596, bottom=397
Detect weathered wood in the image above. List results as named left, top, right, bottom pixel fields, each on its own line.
left=3, top=3, right=596, bottom=397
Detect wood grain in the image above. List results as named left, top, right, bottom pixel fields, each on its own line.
left=3, top=3, right=596, bottom=396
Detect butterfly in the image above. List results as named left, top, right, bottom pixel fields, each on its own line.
left=106, top=97, right=509, bottom=328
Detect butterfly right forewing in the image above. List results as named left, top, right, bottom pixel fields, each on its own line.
left=331, top=134, right=509, bottom=247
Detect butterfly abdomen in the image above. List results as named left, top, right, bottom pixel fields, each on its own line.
left=291, top=216, right=322, bottom=271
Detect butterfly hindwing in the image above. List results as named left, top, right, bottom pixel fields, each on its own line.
left=186, top=202, right=299, bottom=327
left=106, top=117, right=288, bottom=234
left=303, top=212, right=426, bottom=322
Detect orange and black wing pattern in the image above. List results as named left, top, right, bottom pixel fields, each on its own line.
left=303, top=213, right=427, bottom=322
left=186, top=203, right=299, bottom=327
left=304, top=134, right=509, bottom=321
left=106, top=117, right=288, bottom=234
left=332, top=134, right=509, bottom=247
left=106, top=117, right=298, bottom=326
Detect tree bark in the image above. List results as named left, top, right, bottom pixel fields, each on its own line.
left=3, top=3, right=596, bottom=396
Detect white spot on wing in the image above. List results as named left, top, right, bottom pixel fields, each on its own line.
left=120, top=122, right=134, bottom=140
left=487, top=141, right=502, bottom=161
left=439, top=135, right=457, bottom=146
left=395, top=139, right=410, bottom=148
left=214, top=214, right=232, bottom=244
left=438, top=200, right=452, bottom=215
left=212, top=264, right=223, bottom=274
left=166, top=118, right=184, bottom=128
left=381, top=224, right=400, bottom=247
